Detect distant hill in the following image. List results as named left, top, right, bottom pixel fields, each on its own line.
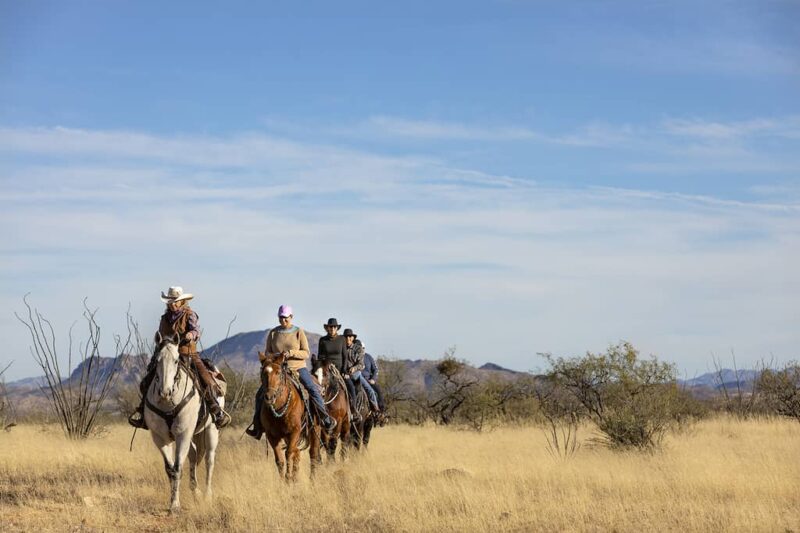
left=4, top=327, right=763, bottom=415
left=678, top=369, right=760, bottom=390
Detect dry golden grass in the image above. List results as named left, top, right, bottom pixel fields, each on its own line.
left=1, top=417, right=799, bottom=532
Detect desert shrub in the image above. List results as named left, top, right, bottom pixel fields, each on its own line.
left=543, top=341, right=681, bottom=450
left=459, top=376, right=537, bottom=431
left=758, top=363, right=800, bottom=421
left=417, top=349, right=479, bottom=425
left=534, top=376, right=582, bottom=458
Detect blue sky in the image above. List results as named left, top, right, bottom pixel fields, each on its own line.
left=1, top=0, right=799, bottom=380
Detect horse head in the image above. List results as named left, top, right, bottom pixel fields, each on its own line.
left=314, top=359, right=338, bottom=397
left=155, top=332, right=182, bottom=402
left=259, top=352, right=289, bottom=403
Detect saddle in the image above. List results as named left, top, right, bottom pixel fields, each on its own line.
left=284, top=367, right=320, bottom=428
left=181, top=355, right=227, bottom=398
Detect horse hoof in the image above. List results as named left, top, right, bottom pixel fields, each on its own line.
left=169, top=505, right=181, bottom=516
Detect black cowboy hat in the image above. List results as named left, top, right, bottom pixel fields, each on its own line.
left=324, top=318, right=341, bottom=329
left=342, top=328, right=357, bottom=338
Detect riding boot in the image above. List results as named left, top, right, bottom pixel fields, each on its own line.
left=245, top=387, right=264, bottom=440
left=127, top=358, right=157, bottom=429
left=205, top=395, right=231, bottom=429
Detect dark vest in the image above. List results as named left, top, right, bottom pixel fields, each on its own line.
left=158, top=306, right=197, bottom=355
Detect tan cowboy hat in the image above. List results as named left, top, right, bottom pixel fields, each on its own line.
left=160, top=286, right=194, bottom=303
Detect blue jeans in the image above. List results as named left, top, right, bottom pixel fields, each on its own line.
left=297, top=367, right=329, bottom=419
left=351, top=370, right=379, bottom=410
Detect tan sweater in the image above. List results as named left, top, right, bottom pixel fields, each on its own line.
left=265, top=326, right=309, bottom=371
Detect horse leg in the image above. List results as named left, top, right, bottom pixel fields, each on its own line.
left=150, top=433, right=177, bottom=512
left=188, top=440, right=200, bottom=499
left=168, top=431, right=194, bottom=514
left=309, top=426, right=322, bottom=479
left=286, top=432, right=301, bottom=483
left=326, top=429, right=337, bottom=462
left=340, top=417, right=350, bottom=461
left=363, top=418, right=373, bottom=450
left=267, top=434, right=285, bottom=478
left=203, top=426, right=219, bottom=501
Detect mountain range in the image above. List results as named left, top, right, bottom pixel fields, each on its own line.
left=4, top=327, right=759, bottom=414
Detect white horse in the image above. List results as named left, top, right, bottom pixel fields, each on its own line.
left=144, top=333, right=225, bottom=513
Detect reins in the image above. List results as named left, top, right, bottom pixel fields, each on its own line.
left=145, top=354, right=197, bottom=437
left=264, top=364, right=293, bottom=418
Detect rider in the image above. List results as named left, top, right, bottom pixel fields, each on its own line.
left=317, top=317, right=347, bottom=374
left=343, top=328, right=381, bottom=419
left=246, top=305, right=337, bottom=439
left=128, top=286, right=231, bottom=429
left=362, top=348, right=385, bottom=413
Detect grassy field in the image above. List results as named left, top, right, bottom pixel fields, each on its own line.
left=1, top=417, right=799, bottom=532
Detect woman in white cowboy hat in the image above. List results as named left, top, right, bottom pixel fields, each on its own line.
left=128, top=286, right=231, bottom=429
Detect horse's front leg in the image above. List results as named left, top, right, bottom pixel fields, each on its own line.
left=150, top=433, right=177, bottom=512
left=286, top=432, right=301, bottom=483
left=267, top=434, right=285, bottom=478
left=168, top=431, right=194, bottom=514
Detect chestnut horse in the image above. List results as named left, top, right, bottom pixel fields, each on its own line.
left=258, top=352, right=322, bottom=481
left=314, top=360, right=350, bottom=461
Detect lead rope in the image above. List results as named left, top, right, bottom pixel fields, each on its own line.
left=129, top=427, right=138, bottom=452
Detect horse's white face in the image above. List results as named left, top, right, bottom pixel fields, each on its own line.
left=156, top=338, right=181, bottom=401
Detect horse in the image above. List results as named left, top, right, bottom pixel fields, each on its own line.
left=258, top=352, right=322, bottom=481
left=349, top=381, right=376, bottom=450
left=143, top=333, right=225, bottom=513
left=314, top=360, right=350, bottom=461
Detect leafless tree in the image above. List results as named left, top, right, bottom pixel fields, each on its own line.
left=200, top=315, right=237, bottom=364
left=0, top=361, right=17, bottom=431
left=711, top=352, right=760, bottom=418
left=16, top=295, right=134, bottom=439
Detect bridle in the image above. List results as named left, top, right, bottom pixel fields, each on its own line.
left=145, top=342, right=196, bottom=436
left=263, top=360, right=293, bottom=418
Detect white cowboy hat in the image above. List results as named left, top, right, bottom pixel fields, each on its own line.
left=160, top=286, right=194, bottom=303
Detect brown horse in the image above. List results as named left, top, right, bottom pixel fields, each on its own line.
left=349, top=383, right=376, bottom=450
left=258, top=353, right=322, bottom=481
left=313, top=360, right=350, bottom=461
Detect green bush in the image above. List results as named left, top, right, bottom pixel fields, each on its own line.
left=758, top=363, right=800, bottom=421
left=544, top=341, right=682, bottom=450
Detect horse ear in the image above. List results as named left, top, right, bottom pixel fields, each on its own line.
left=171, top=333, right=181, bottom=345
left=258, top=351, right=267, bottom=363
left=155, top=331, right=163, bottom=345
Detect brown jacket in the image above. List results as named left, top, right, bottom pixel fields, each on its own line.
left=157, top=306, right=200, bottom=355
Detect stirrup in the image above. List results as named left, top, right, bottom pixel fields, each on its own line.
left=128, top=411, right=147, bottom=429
left=245, top=423, right=262, bottom=440
left=214, top=410, right=231, bottom=429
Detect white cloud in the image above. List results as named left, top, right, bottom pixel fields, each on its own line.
left=1, top=124, right=798, bottom=380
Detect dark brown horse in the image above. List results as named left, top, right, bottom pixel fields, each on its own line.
left=313, top=360, right=350, bottom=461
left=349, top=383, right=376, bottom=450
left=258, top=352, right=322, bottom=481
